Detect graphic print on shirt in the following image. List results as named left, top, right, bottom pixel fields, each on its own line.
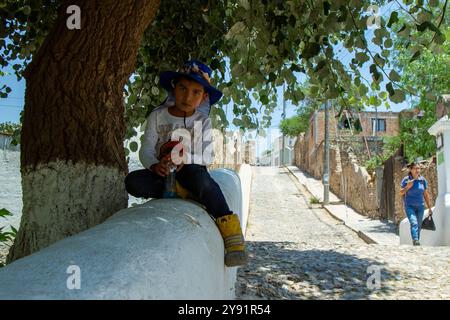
left=156, top=123, right=207, bottom=164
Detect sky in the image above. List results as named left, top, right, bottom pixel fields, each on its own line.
left=0, top=2, right=411, bottom=130
left=0, top=63, right=25, bottom=123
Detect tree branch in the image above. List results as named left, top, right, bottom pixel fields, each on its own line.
left=428, top=0, right=448, bottom=47
left=394, top=0, right=420, bottom=24
left=347, top=5, right=417, bottom=98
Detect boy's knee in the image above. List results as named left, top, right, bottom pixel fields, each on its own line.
left=124, top=172, right=136, bottom=194
left=197, top=176, right=219, bottom=195
left=124, top=170, right=147, bottom=196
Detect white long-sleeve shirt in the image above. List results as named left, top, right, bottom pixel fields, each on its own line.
left=139, top=106, right=214, bottom=169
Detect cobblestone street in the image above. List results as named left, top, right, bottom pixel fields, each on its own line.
left=236, top=167, right=450, bottom=300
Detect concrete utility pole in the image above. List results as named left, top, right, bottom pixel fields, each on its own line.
left=281, top=83, right=286, bottom=166
left=375, top=105, right=378, bottom=156
left=323, top=100, right=330, bottom=206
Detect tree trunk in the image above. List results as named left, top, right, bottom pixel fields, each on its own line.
left=7, top=0, right=160, bottom=263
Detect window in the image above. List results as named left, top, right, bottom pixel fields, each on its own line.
left=371, top=118, right=386, bottom=134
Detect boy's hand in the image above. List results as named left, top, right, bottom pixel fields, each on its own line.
left=150, top=155, right=171, bottom=177
left=176, top=163, right=184, bottom=172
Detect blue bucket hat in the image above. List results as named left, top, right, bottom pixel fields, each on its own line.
left=159, top=60, right=223, bottom=106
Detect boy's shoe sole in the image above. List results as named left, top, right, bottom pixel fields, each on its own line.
left=225, top=251, right=249, bottom=267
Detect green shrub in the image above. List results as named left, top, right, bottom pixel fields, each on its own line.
left=310, top=196, right=321, bottom=204
left=0, top=208, right=17, bottom=267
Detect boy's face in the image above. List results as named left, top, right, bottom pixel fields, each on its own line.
left=173, top=77, right=208, bottom=114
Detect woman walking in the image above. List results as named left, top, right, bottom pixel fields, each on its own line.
left=400, top=162, right=433, bottom=246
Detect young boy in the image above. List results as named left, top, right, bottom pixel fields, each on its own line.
left=125, top=60, right=248, bottom=267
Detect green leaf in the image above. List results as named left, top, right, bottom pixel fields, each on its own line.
left=22, top=5, right=32, bottom=15
left=398, top=24, right=410, bottom=37
left=379, top=91, right=388, bottom=100
left=239, top=0, right=250, bottom=10
left=323, top=2, right=330, bottom=16
left=370, top=64, right=381, bottom=82
left=127, top=94, right=137, bottom=105
left=416, top=21, right=441, bottom=34
left=429, top=0, right=439, bottom=7
left=151, top=87, right=159, bottom=96
left=301, top=42, right=321, bottom=60
left=225, top=22, right=246, bottom=40
left=355, top=52, right=369, bottom=64
left=386, top=82, right=395, bottom=97
left=369, top=95, right=378, bottom=105
left=354, top=37, right=365, bottom=49
left=390, top=89, right=405, bottom=103
left=358, top=84, right=368, bottom=96
left=129, top=141, right=138, bottom=152
left=232, top=118, right=243, bottom=126
left=381, top=49, right=390, bottom=58
left=410, top=50, right=421, bottom=62
left=290, top=64, right=305, bottom=73
left=231, top=64, right=244, bottom=78
left=373, top=53, right=385, bottom=67
left=389, top=70, right=401, bottom=82
left=372, top=34, right=382, bottom=46
left=260, top=95, right=269, bottom=105
left=245, top=76, right=257, bottom=89
left=387, top=12, right=398, bottom=28
left=268, top=72, right=277, bottom=82
left=434, top=34, right=445, bottom=45
left=384, top=38, right=393, bottom=48
left=0, top=208, right=12, bottom=218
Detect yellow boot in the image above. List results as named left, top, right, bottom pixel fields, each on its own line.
left=216, top=213, right=248, bottom=267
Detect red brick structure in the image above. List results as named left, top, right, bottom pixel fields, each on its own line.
left=309, top=109, right=400, bottom=148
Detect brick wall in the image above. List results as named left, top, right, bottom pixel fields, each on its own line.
left=310, top=111, right=400, bottom=147
left=358, top=112, right=400, bottom=137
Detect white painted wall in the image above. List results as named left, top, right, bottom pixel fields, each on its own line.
left=0, top=166, right=252, bottom=299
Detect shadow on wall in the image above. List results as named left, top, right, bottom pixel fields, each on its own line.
left=236, top=241, right=403, bottom=300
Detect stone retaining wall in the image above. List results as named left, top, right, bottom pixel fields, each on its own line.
left=0, top=166, right=252, bottom=299
left=294, top=133, right=379, bottom=218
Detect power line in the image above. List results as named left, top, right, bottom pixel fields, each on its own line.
left=1, top=97, right=24, bottom=100
left=0, top=104, right=23, bottom=108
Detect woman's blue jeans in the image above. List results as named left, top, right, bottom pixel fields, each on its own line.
left=125, top=164, right=232, bottom=219
left=404, top=204, right=425, bottom=241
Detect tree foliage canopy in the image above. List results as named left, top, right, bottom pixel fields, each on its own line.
left=279, top=96, right=318, bottom=137
left=1, top=0, right=448, bottom=154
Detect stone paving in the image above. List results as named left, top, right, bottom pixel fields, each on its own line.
left=235, top=166, right=450, bottom=300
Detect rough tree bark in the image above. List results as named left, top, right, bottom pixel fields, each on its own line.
left=7, top=0, right=160, bottom=263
